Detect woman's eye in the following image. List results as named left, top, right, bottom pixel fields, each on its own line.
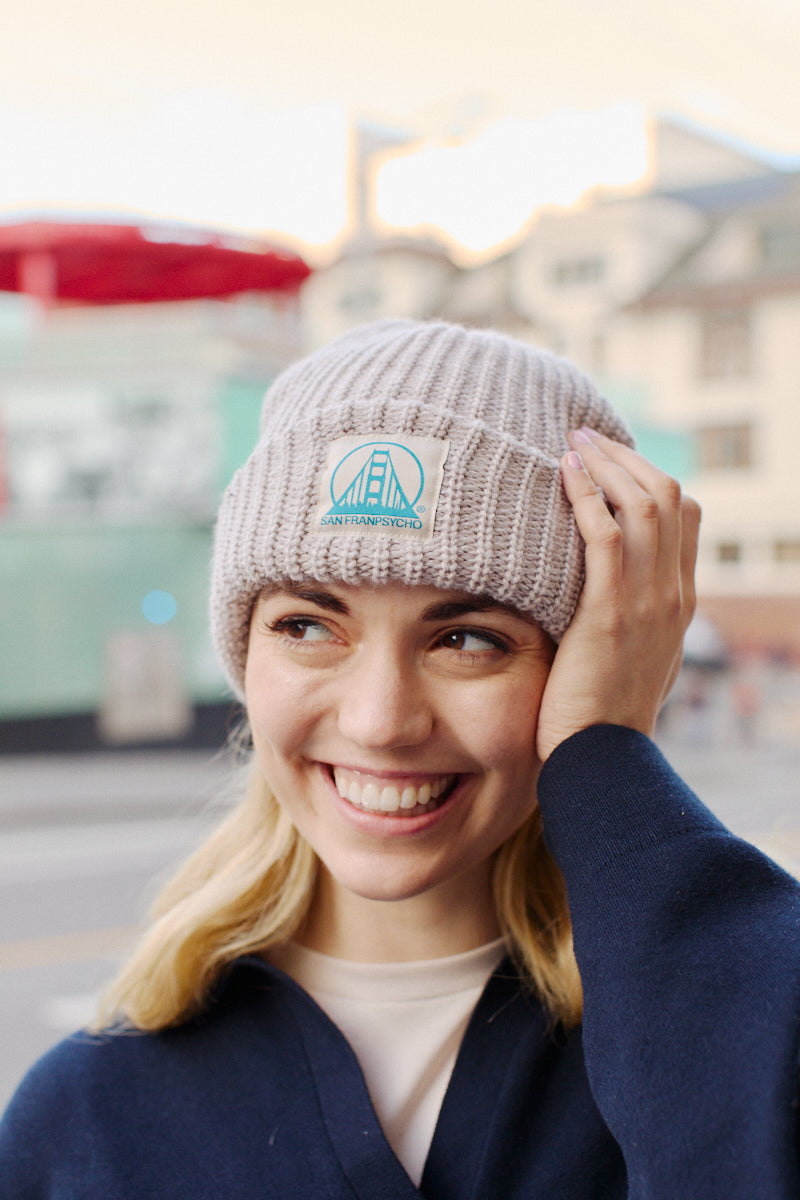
left=440, top=629, right=505, bottom=654
left=271, top=617, right=334, bottom=642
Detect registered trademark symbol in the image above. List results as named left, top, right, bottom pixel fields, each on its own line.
left=417, top=505, right=425, bottom=513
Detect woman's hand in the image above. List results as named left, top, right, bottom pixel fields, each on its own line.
left=535, top=428, right=701, bottom=764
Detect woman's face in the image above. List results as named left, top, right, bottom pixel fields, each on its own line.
left=245, top=581, right=555, bottom=947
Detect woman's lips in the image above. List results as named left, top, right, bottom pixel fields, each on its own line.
left=330, top=766, right=459, bottom=815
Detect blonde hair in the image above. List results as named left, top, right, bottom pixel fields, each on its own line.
left=95, top=759, right=582, bottom=1032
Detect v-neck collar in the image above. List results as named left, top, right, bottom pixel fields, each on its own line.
left=231, top=954, right=544, bottom=1200
left=421, top=962, right=545, bottom=1198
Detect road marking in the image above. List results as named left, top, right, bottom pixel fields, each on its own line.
left=0, top=926, right=136, bottom=971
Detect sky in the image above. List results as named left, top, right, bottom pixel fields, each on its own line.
left=2, top=0, right=800, bottom=261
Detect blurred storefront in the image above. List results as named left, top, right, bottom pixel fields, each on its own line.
left=0, top=221, right=310, bottom=752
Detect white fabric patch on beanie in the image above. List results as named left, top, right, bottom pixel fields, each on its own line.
left=311, top=434, right=450, bottom=540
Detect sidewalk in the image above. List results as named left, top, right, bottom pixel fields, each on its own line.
left=0, top=749, right=238, bottom=828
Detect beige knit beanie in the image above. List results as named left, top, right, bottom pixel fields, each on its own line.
left=211, top=319, right=633, bottom=699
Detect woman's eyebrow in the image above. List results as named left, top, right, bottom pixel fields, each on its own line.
left=263, top=584, right=350, bottom=615
left=420, top=597, right=519, bottom=622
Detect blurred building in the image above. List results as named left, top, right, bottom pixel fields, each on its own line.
left=303, top=116, right=800, bottom=661
left=3, top=118, right=799, bottom=752
left=0, top=228, right=308, bottom=751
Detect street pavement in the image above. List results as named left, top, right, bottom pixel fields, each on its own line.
left=0, top=731, right=798, bottom=1112
left=0, top=749, right=235, bottom=1110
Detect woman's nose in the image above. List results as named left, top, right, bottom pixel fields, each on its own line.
left=336, top=652, right=433, bottom=750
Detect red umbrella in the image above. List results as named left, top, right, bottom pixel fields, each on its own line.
left=0, top=220, right=311, bottom=305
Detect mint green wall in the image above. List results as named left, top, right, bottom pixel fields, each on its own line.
left=0, top=374, right=273, bottom=721
left=0, top=523, right=224, bottom=718
left=217, top=377, right=268, bottom=493
left=631, top=423, right=696, bottom=481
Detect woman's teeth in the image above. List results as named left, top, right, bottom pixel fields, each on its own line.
left=332, top=768, right=456, bottom=814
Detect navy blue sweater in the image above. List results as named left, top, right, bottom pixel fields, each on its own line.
left=2, top=726, right=799, bottom=1198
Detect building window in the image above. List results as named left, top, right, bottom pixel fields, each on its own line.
left=716, top=542, right=742, bottom=564
left=339, top=285, right=382, bottom=314
left=698, top=308, right=751, bottom=378
left=774, top=540, right=800, bottom=564
left=760, top=223, right=800, bottom=270
left=550, top=257, right=606, bottom=287
left=697, top=423, right=754, bottom=471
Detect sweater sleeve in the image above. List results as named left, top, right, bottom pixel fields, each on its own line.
left=537, top=724, right=800, bottom=1200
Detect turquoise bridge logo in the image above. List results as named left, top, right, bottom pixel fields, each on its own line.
left=322, top=441, right=425, bottom=530
left=314, top=434, right=450, bottom=539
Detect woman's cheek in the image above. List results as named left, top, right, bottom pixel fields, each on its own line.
left=458, top=677, right=545, bottom=769
left=246, top=661, right=315, bottom=750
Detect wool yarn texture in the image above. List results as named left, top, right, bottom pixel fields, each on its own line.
left=211, top=319, right=633, bottom=699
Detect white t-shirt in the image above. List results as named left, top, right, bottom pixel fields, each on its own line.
left=267, top=938, right=507, bottom=1186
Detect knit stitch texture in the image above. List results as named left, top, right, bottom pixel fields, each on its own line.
left=211, top=319, right=633, bottom=698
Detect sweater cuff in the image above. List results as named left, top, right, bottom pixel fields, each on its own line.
left=537, top=724, right=727, bottom=882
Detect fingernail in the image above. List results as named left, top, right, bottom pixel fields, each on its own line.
left=565, top=451, right=584, bottom=470
left=570, top=428, right=594, bottom=446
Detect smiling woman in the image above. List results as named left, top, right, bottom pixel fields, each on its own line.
left=2, top=320, right=800, bottom=1200
left=244, top=581, right=555, bottom=961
